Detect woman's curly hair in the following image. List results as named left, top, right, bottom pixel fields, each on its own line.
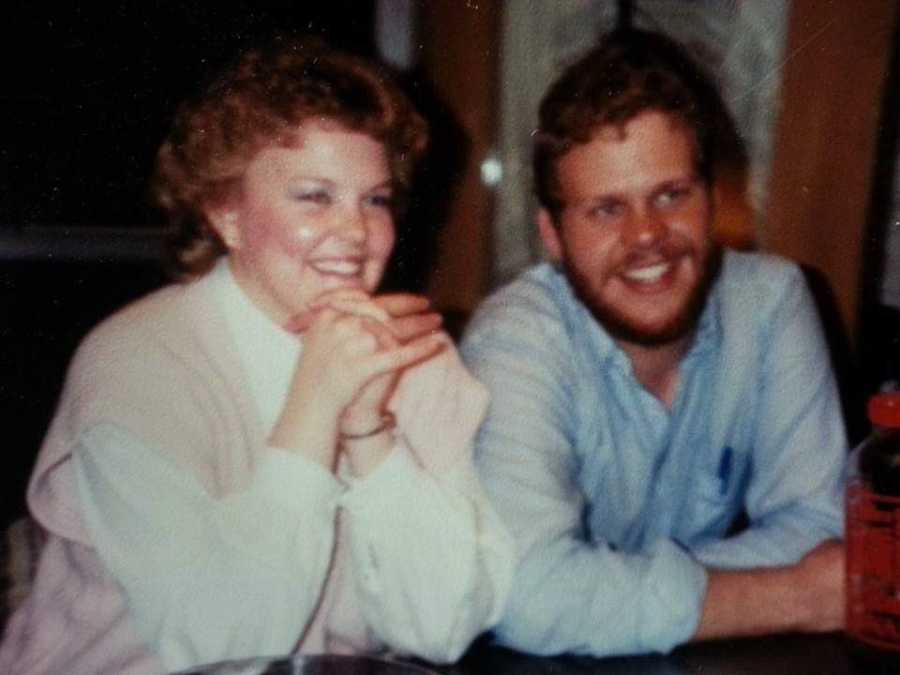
left=152, top=35, right=428, bottom=278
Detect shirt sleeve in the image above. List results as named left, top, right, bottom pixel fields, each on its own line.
left=691, top=268, right=847, bottom=569
left=73, top=423, right=343, bottom=673
left=461, top=299, right=707, bottom=657
left=341, top=442, right=516, bottom=664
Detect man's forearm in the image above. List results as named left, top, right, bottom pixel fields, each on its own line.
left=695, top=565, right=807, bottom=640
left=693, top=539, right=844, bottom=642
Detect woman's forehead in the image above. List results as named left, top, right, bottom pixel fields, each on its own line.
left=244, top=126, right=390, bottom=186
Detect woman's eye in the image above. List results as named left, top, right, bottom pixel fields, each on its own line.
left=292, top=190, right=331, bottom=205
left=366, top=193, right=394, bottom=209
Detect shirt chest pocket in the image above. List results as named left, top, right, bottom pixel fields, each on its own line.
left=691, top=445, right=751, bottom=533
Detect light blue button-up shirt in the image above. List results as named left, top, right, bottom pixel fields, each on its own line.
left=461, top=250, right=847, bottom=657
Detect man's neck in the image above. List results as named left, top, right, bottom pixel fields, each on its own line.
left=618, top=332, right=695, bottom=409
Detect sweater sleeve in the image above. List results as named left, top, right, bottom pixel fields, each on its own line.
left=73, top=423, right=343, bottom=673
left=337, top=342, right=516, bottom=663
left=341, top=444, right=516, bottom=664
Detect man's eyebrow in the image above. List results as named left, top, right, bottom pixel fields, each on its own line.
left=655, top=178, right=693, bottom=188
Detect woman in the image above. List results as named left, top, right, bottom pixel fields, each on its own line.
left=0, top=37, right=515, bottom=674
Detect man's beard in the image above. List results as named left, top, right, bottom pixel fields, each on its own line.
left=563, top=244, right=722, bottom=347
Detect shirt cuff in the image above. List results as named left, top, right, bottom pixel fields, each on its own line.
left=638, top=539, right=708, bottom=653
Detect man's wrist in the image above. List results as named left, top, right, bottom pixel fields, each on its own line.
left=696, top=564, right=806, bottom=641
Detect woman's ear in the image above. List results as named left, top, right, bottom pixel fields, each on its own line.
left=206, top=208, right=242, bottom=250
left=537, top=208, right=563, bottom=262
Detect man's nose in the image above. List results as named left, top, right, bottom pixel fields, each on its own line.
left=625, top=209, right=667, bottom=248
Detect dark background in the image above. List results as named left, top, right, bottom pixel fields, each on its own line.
left=2, top=2, right=380, bottom=229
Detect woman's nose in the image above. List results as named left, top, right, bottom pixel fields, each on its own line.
left=335, top=204, right=368, bottom=242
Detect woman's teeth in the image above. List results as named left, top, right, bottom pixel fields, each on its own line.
left=622, top=262, right=671, bottom=283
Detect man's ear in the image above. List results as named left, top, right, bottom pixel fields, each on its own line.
left=206, top=208, right=242, bottom=250
left=537, top=208, right=563, bottom=262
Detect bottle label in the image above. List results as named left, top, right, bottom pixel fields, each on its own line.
left=847, top=480, right=900, bottom=651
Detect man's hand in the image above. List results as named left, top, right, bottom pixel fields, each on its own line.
left=695, top=539, right=845, bottom=642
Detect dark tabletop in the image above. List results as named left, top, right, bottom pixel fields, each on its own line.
left=175, top=634, right=900, bottom=675
left=429, top=633, right=899, bottom=675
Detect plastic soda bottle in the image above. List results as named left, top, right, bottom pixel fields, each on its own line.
left=846, top=392, right=900, bottom=666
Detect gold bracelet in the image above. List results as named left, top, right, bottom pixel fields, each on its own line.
left=339, top=412, right=397, bottom=441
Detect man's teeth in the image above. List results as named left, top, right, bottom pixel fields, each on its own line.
left=622, top=262, right=671, bottom=283
left=311, top=260, right=362, bottom=276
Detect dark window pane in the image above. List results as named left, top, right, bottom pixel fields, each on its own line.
left=1, top=1, right=377, bottom=229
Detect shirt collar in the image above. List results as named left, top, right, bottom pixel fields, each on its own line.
left=684, top=276, right=721, bottom=361
left=210, top=258, right=300, bottom=430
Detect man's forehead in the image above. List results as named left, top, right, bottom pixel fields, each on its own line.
left=586, top=111, right=695, bottom=148
left=556, top=111, right=700, bottom=198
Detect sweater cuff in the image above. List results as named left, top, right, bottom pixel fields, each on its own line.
left=339, top=441, right=419, bottom=509
left=255, top=446, right=343, bottom=513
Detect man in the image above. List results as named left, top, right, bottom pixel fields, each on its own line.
left=461, top=29, right=846, bottom=657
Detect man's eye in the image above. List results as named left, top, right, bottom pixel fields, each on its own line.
left=656, top=187, right=690, bottom=207
left=589, top=203, right=623, bottom=219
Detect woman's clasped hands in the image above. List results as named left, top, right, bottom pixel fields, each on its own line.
left=271, top=288, right=446, bottom=474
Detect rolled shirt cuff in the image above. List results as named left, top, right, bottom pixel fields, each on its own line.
left=638, top=539, right=708, bottom=653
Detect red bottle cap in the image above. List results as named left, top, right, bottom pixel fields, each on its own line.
left=869, top=393, right=900, bottom=428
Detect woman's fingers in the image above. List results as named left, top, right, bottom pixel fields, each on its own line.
left=287, top=309, right=444, bottom=418
left=285, top=292, right=437, bottom=335
left=283, top=294, right=388, bottom=334
left=372, top=293, right=442, bottom=342
left=390, top=312, right=443, bottom=343
left=283, top=309, right=320, bottom=334
left=286, top=305, right=350, bottom=334
left=312, top=295, right=390, bottom=324
left=362, top=333, right=446, bottom=378
left=373, top=293, right=431, bottom=317
left=283, top=289, right=387, bottom=333
left=361, top=317, right=399, bottom=350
